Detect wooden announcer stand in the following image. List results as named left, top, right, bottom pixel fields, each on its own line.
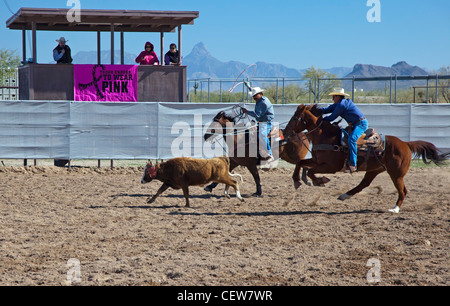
left=19, top=63, right=187, bottom=102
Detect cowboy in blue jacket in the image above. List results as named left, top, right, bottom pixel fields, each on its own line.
left=319, top=88, right=368, bottom=173
left=242, top=87, right=275, bottom=163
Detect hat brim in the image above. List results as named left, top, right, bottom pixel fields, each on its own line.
left=249, top=90, right=264, bottom=96
left=328, top=92, right=349, bottom=97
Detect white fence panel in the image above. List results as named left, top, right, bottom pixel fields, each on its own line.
left=0, top=101, right=448, bottom=160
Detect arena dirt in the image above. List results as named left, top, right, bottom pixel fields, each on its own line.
left=0, top=165, right=448, bottom=285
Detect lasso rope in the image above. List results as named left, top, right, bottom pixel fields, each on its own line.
left=228, top=64, right=257, bottom=93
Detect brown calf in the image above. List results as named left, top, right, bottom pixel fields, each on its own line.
left=141, top=156, right=244, bottom=207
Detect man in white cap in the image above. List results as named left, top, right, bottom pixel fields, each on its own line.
left=242, top=87, right=275, bottom=163
left=318, top=88, right=368, bottom=173
left=53, top=37, right=73, bottom=64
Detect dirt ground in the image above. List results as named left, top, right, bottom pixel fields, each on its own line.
left=0, top=164, right=448, bottom=286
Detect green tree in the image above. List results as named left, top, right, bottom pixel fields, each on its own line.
left=263, top=83, right=308, bottom=104
left=438, top=66, right=449, bottom=103
left=0, top=49, right=20, bottom=86
left=302, top=66, right=341, bottom=101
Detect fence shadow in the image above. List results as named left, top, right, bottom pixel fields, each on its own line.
left=111, top=193, right=224, bottom=201
left=167, top=208, right=382, bottom=217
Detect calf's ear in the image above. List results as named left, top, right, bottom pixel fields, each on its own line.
left=148, top=166, right=158, bottom=178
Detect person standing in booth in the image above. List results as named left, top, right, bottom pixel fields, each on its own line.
left=135, top=42, right=160, bottom=65
left=53, top=37, right=73, bottom=64
left=164, top=43, right=181, bottom=65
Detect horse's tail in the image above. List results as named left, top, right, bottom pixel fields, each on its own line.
left=406, top=140, right=449, bottom=165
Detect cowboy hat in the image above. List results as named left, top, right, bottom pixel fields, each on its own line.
left=248, top=87, right=264, bottom=97
left=56, top=37, right=68, bottom=43
left=328, top=88, right=350, bottom=97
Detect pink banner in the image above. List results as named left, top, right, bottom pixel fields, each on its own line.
left=74, top=64, right=138, bottom=102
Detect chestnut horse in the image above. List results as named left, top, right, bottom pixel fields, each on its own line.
left=204, top=109, right=310, bottom=196
left=286, top=104, right=448, bottom=213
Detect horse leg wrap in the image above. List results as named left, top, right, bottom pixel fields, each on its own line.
left=388, top=206, right=400, bottom=214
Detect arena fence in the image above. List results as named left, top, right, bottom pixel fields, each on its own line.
left=0, top=101, right=449, bottom=161
left=188, top=75, right=450, bottom=104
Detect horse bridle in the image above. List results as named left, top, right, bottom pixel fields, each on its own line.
left=293, top=110, right=324, bottom=136
left=284, top=111, right=324, bottom=154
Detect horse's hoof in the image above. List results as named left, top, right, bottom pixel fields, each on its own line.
left=388, top=206, right=400, bottom=214
left=338, top=193, right=352, bottom=201
left=204, top=186, right=213, bottom=192
left=303, top=181, right=312, bottom=186
left=252, top=193, right=262, bottom=197
left=294, top=181, right=301, bottom=190
left=313, top=182, right=325, bottom=187
left=322, top=177, right=331, bottom=184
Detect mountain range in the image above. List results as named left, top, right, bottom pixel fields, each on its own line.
left=181, top=42, right=353, bottom=79
left=72, top=42, right=429, bottom=88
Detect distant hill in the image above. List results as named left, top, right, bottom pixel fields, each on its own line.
left=182, top=42, right=248, bottom=79
left=343, top=61, right=429, bottom=90
left=182, top=42, right=350, bottom=80
left=346, top=61, right=428, bottom=78
left=183, top=42, right=303, bottom=79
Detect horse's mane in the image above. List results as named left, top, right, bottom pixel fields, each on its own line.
left=213, top=110, right=235, bottom=122
left=304, top=106, right=341, bottom=139
left=308, top=104, right=322, bottom=117
left=213, top=111, right=225, bottom=122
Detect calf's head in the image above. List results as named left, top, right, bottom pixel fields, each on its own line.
left=141, top=161, right=159, bottom=184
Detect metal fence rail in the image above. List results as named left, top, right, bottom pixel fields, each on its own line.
left=316, top=75, right=450, bottom=104
left=188, top=74, right=450, bottom=104
left=187, top=77, right=311, bottom=104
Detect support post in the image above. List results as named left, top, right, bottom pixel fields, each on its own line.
left=32, top=21, right=37, bottom=63
left=22, top=29, right=26, bottom=62
left=97, top=31, right=101, bottom=64
left=160, top=32, right=164, bottom=65
left=110, top=23, right=115, bottom=65
left=120, top=32, right=124, bottom=65
left=435, top=74, right=439, bottom=103
left=352, top=76, right=355, bottom=102
left=178, top=25, right=182, bottom=64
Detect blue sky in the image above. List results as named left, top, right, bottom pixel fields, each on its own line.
left=1, top=0, right=449, bottom=70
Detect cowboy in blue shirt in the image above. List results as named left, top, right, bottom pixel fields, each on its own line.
left=319, top=88, right=368, bottom=173
left=242, top=87, right=275, bottom=162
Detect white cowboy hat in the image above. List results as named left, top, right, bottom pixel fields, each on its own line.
left=248, top=87, right=264, bottom=97
left=328, top=88, right=350, bottom=97
left=56, top=37, right=68, bottom=43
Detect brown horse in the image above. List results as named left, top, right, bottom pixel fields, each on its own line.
left=204, top=109, right=310, bottom=196
left=286, top=104, right=448, bottom=213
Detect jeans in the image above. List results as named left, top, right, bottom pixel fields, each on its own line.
left=348, top=119, right=368, bottom=167
left=258, top=121, right=272, bottom=157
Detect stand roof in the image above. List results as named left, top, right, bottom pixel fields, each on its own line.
left=6, top=7, right=199, bottom=33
